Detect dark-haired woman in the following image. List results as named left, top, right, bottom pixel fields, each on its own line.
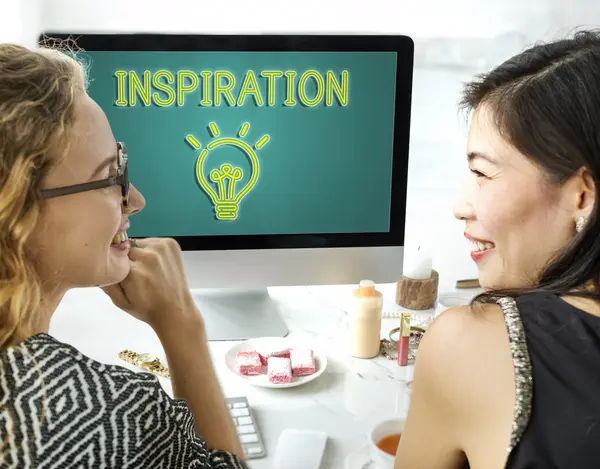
left=396, top=30, right=600, bottom=469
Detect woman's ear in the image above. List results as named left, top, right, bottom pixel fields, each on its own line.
left=574, top=166, right=596, bottom=219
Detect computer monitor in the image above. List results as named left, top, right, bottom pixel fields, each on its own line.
left=42, top=33, right=413, bottom=341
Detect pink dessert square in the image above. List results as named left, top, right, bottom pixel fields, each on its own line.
left=267, top=357, right=292, bottom=384
left=258, top=347, right=291, bottom=366
left=290, top=349, right=316, bottom=377
left=236, top=351, right=262, bottom=376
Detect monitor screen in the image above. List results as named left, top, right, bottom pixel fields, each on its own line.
left=45, top=35, right=413, bottom=251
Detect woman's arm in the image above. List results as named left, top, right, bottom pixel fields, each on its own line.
left=156, top=313, right=245, bottom=460
left=394, top=307, right=468, bottom=468
left=395, top=304, right=514, bottom=469
left=101, top=238, right=245, bottom=460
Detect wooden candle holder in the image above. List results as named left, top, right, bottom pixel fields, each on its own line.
left=395, top=270, right=439, bottom=310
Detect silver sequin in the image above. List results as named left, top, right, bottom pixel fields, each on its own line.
left=496, top=296, right=533, bottom=453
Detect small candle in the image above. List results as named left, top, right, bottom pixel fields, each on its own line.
left=403, top=244, right=432, bottom=280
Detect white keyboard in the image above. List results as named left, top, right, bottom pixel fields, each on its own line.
left=226, top=396, right=266, bottom=459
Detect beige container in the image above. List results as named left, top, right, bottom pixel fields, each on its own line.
left=349, top=280, right=383, bottom=359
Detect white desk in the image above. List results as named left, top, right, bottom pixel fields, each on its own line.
left=49, top=283, right=471, bottom=468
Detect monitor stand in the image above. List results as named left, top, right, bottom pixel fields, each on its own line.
left=190, top=288, right=289, bottom=341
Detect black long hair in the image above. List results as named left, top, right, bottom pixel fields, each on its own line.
left=460, top=29, right=600, bottom=303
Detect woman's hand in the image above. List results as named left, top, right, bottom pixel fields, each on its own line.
left=101, top=237, right=201, bottom=330
left=103, top=238, right=243, bottom=456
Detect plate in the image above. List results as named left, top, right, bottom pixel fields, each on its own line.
left=345, top=444, right=377, bottom=469
left=224, top=337, right=327, bottom=389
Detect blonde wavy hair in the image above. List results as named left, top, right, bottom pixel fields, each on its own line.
left=0, top=41, right=86, bottom=348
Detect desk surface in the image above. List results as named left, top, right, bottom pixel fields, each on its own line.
left=49, top=283, right=470, bottom=468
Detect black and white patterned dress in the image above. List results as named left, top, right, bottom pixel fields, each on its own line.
left=0, top=333, right=247, bottom=468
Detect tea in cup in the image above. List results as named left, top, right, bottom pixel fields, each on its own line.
left=368, top=417, right=405, bottom=468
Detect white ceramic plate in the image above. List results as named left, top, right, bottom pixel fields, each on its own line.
left=225, top=337, right=327, bottom=389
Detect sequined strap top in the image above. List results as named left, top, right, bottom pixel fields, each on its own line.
left=498, top=293, right=600, bottom=468
left=0, top=333, right=247, bottom=469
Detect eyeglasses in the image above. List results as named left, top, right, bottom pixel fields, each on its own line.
left=40, top=142, right=130, bottom=207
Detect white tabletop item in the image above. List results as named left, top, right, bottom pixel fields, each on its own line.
left=273, top=428, right=328, bottom=469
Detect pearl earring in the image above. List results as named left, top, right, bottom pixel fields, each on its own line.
left=576, top=216, right=587, bottom=233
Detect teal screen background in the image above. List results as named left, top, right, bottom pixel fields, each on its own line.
left=85, top=51, right=397, bottom=237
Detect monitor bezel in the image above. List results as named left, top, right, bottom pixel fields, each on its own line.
left=40, top=32, right=413, bottom=251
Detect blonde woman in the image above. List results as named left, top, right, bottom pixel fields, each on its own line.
left=0, top=43, right=246, bottom=468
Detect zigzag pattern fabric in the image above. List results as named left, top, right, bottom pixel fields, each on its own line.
left=0, top=334, right=245, bottom=469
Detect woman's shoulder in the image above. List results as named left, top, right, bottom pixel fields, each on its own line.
left=0, top=332, right=93, bottom=380
left=3, top=333, right=132, bottom=378
left=419, top=301, right=508, bottom=368
left=417, top=301, right=517, bottom=410
left=423, top=301, right=509, bottom=352
left=1, top=333, right=171, bottom=406
left=426, top=296, right=532, bottom=348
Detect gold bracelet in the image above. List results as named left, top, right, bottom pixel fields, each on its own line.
left=118, top=349, right=170, bottom=379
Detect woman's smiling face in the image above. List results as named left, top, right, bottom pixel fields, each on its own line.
left=454, top=105, right=579, bottom=290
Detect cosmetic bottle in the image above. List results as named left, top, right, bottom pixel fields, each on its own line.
left=398, top=312, right=411, bottom=366
left=349, top=280, right=383, bottom=359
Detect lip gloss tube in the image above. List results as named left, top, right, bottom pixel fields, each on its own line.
left=398, top=312, right=411, bottom=366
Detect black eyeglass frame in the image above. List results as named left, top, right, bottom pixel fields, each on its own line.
left=40, top=142, right=130, bottom=207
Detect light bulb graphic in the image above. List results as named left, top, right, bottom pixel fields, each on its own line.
left=185, top=121, right=270, bottom=220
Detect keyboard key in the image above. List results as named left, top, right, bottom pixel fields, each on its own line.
left=231, top=408, right=249, bottom=417
left=237, top=425, right=255, bottom=434
left=237, top=416, right=252, bottom=425
left=233, top=402, right=247, bottom=408
left=246, top=446, right=263, bottom=455
left=240, top=434, right=259, bottom=444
